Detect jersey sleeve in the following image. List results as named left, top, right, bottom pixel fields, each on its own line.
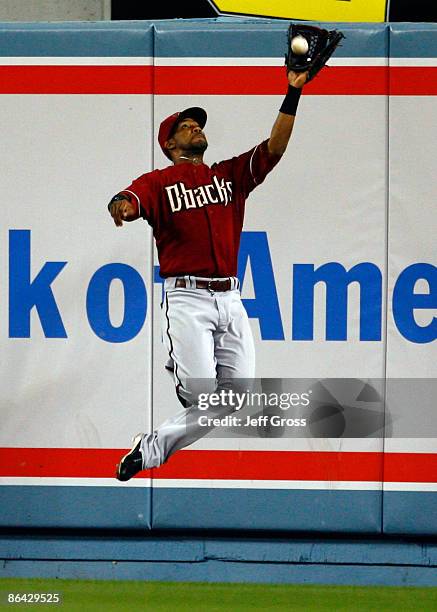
left=213, top=139, right=282, bottom=199
left=119, top=170, right=159, bottom=225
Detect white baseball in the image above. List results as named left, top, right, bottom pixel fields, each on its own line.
left=291, top=35, right=309, bottom=55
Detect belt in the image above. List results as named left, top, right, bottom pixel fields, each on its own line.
left=175, top=278, right=232, bottom=292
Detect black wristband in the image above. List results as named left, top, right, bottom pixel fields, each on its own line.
left=279, top=85, right=302, bottom=116
left=107, top=193, right=130, bottom=211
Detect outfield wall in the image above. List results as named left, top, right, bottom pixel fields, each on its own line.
left=0, top=20, right=436, bottom=536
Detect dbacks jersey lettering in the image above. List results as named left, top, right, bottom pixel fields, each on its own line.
left=165, top=175, right=233, bottom=212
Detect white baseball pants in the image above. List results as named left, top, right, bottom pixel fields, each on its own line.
left=140, top=276, right=255, bottom=468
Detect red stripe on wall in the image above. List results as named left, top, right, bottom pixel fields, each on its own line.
left=390, top=66, right=437, bottom=96
left=0, top=448, right=436, bottom=482
left=0, top=448, right=126, bottom=478
left=0, top=65, right=435, bottom=95
left=0, top=66, right=153, bottom=94
left=154, top=66, right=389, bottom=95
left=155, top=450, right=383, bottom=481
left=390, top=66, right=437, bottom=95
left=384, top=453, right=437, bottom=483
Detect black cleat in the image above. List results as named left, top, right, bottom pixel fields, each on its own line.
left=116, top=434, right=144, bottom=481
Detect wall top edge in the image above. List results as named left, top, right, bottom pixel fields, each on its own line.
left=0, top=20, right=435, bottom=29
left=0, top=22, right=436, bottom=59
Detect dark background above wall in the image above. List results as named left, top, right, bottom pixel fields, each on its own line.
left=110, top=0, right=437, bottom=22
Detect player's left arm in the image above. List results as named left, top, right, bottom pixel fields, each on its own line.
left=267, top=70, right=307, bottom=157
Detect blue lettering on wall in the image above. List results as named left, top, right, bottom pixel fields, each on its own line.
left=9, top=230, right=67, bottom=338
left=7, top=230, right=435, bottom=345
left=292, top=262, right=382, bottom=341
left=86, top=263, right=147, bottom=343
left=237, top=232, right=284, bottom=340
left=393, top=263, right=437, bottom=344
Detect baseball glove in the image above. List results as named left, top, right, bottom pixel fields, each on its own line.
left=285, top=23, right=345, bottom=82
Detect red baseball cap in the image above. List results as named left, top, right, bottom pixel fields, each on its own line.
left=158, top=107, right=207, bottom=159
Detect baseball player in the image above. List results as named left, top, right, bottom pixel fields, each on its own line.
left=110, top=68, right=306, bottom=481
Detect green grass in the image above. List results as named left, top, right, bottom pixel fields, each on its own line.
left=1, top=579, right=437, bottom=611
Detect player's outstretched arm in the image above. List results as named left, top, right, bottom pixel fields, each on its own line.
left=108, top=193, right=140, bottom=227
left=267, top=70, right=307, bottom=157
left=269, top=23, right=345, bottom=157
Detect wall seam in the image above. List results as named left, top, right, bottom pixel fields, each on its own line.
left=149, top=22, right=156, bottom=532
left=381, top=22, right=392, bottom=537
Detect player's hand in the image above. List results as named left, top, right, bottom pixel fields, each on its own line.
left=108, top=199, right=138, bottom=227
left=288, top=70, right=308, bottom=89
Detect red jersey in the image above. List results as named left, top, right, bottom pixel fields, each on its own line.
left=121, top=139, right=281, bottom=278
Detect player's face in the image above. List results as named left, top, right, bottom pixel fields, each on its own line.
left=170, top=118, right=208, bottom=153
